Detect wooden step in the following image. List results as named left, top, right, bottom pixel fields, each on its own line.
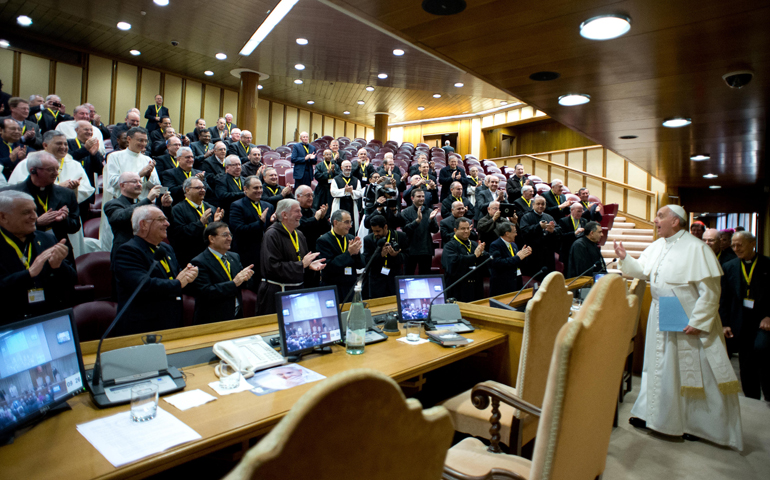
left=610, top=228, right=654, bottom=236
left=602, top=250, right=641, bottom=259
left=601, top=241, right=649, bottom=251
left=614, top=216, right=626, bottom=222
left=612, top=222, right=636, bottom=229
left=607, top=234, right=654, bottom=243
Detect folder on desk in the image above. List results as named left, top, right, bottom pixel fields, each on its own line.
left=658, top=296, right=690, bottom=332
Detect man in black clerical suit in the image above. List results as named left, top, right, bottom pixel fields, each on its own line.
left=241, top=148, right=263, bottom=178
left=229, top=176, right=273, bottom=284
left=154, top=135, right=182, bottom=174
left=576, top=187, right=603, bottom=223
left=351, top=148, right=376, bottom=189
left=295, top=185, right=329, bottom=288
left=313, top=149, right=339, bottom=211
left=202, top=141, right=228, bottom=199
left=330, top=160, right=364, bottom=234
left=513, top=185, right=535, bottom=219
left=566, top=221, right=605, bottom=278
left=505, top=163, right=528, bottom=201
left=191, top=130, right=215, bottom=169
left=214, top=156, right=245, bottom=224
left=261, top=166, right=294, bottom=206
left=489, top=222, right=532, bottom=296
left=290, top=131, right=317, bottom=188
left=518, top=196, right=562, bottom=277
left=0, top=96, right=42, bottom=150
left=227, top=130, right=256, bottom=163
left=105, top=172, right=171, bottom=262
left=111, top=110, right=141, bottom=151
left=474, top=175, right=507, bottom=218
left=401, top=189, right=439, bottom=276
left=161, top=147, right=208, bottom=205
left=403, top=161, right=438, bottom=207
left=440, top=200, right=477, bottom=246
left=148, top=117, right=172, bottom=155
left=542, top=179, right=575, bottom=220
left=66, top=121, right=104, bottom=188
left=720, top=231, right=770, bottom=400
left=208, top=117, right=229, bottom=143
left=558, top=203, right=588, bottom=272
left=186, top=118, right=207, bottom=144
left=363, top=214, right=409, bottom=299
left=169, top=177, right=223, bottom=268
left=718, top=230, right=738, bottom=266
left=6, top=152, right=80, bottom=262
left=113, top=205, right=198, bottom=336
left=438, top=156, right=468, bottom=202
left=0, top=190, right=76, bottom=324
left=442, top=217, right=490, bottom=302
left=224, top=114, right=238, bottom=137
left=144, top=94, right=168, bottom=133
left=477, top=201, right=516, bottom=248
left=190, top=222, right=254, bottom=325
left=316, top=209, right=364, bottom=303
left=36, top=95, right=73, bottom=134
left=378, top=154, right=406, bottom=193
left=441, top=181, right=474, bottom=220
left=408, top=154, right=432, bottom=176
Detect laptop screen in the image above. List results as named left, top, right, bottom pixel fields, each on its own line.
left=276, top=286, right=343, bottom=357
left=395, top=275, right=445, bottom=321
left=0, top=309, right=87, bottom=437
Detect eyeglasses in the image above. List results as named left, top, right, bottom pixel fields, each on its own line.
left=151, top=216, right=168, bottom=223
left=190, top=186, right=207, bottom=190
left=216, top=232, right=233, bottom=238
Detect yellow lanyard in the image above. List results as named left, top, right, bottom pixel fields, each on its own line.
left=149, top=247, right=173, bottom=279
left=183, top=169, right=191, bottom=179
left=469, top=177, right=478, bottom=186
left=741, top=258, right=757, bottom=299
left=204, top=143, right=210, bottom=152
left=582, top=201, right=590, bottom=209
left=265, top=184, right=279, bottom=196
left=240, top=142, right=250, bottom=153
left=507, top=242, right=515, bottom=257
left=717, top=251, right=721, bottom=260
left=36, top=194, right=49, bottom=212
left=453, top=196, right=462, bottom=203
left=342, top=176, right=352, bottom=186
left=421, top=174, right=429, bottom=182
left=185, top=198, right=204, bottom=217
left=227, top=123, right=232, bottom=133
left=1, top=230, right=32, bottom=268
left=170, top=156, right=178, bottom=168
left=282, top=223, right=301, bottom=261
left=55, top=158, right=64, bottom=183
left=302, top=144, right=309, bottom=154
left=324, top=161, right=333, bottom=175
left=75, top=138, right=82, bottom=149
left=47, top=108, right=59, bottom=121
left=384, top=230, right=392, bottom=267
left=3, top=141, right=12, bottom=154
left=572, top=216, right=579, bottom=231
left=454, top=235, right=471, bottom=253
left=523, top=197, right=531, bottom=208
left=213, top=253, right=232, bottom=281
left=155, top=105, right=161, bottom=116
left=21, top=124, right=26, bottom=135
left=360, top=162, right=366, bottom=174
left=233, top=177, right=242, bottom=190
left=332, top=230, right=347, bottom=253
left=251, top=201, right=263, bottom=216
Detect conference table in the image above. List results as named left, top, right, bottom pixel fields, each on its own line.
left=1, top=278, right=593, bottom=480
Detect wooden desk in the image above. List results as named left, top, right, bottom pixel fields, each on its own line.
left=2, top=316, right=507, bottom=480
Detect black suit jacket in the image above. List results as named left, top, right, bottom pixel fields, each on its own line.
left=489, top=237, right=524, bottom=296
left=190, top=249, right=247, bottom=325
left=363, top=230, right=409, bottom=298
left=110, top=122, right=129, bottom=151
left=161, top=168, right=204, bottom=205
left=0, top=228, right=77, bottom=325
left=290, top=143, right=318, bottom=182
left=262, top=182, right=288, bottom=206
left=154, top=153, right=178, bottom=174
left=113, top=236, right=183, bottom=336
left=144, top=105, right=169, bottom=133
left=557, top=215, right=588, bottom=268
left=202, top=156, right=227, bottom=197
left=518, top=211, right=561, bottom=276
left=37, top=109, right=73, bottom=134
left=506, top=175, right=526, bottom=201
left=190, top=141, right=213, bottom=168
left=441, top=195, right=475, bottom=221
left=0, top=115, right=42, bottom=150
left=720, top=255, right=770, bottom=339
left=214, top=174, right=246, bottom=223
left=580, top=202, right=603, bottom=223
left=104, top=195, right=160, bottom=261
left=208, top=126, right=229, bottom=143
left=475, top=187, right=506, bottom=218
left=148, top=129, right=167, bottom=156
left=543, top=190, right=569, bottom=219
left=316, top=231, right=364, bottom=301
left=66, top=138, right=104, bottom=188
left=438, top=166, right=468, bottom=201
left=442, top=236, right=489, bottom=302
left=169, top=199, right=214, bottom=268
left=186, top=129, right=202, bottom=144
left=401, top=205, right=439, bottom=256
left=513, top=197, right=534, bottom=219
left=229, top=197, right=273, bottom=273
left=566, top=236, right=605, bottom=278
left=227, top=141, right=256, bottom=162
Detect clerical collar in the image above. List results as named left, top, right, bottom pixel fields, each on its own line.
left=665, top=229, right=685, bottom=243
left=126, top=149, right=141, bottom=157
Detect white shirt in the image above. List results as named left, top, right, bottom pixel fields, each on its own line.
left=55, top=121, right=106, bottom=156
left=105, top=148, right=160, bottom=199
left=9, top=156, right=95, bottom=203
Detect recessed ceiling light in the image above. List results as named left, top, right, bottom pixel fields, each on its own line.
left=417, top=106, right=425, bottom=111
left=343, top=111, right=350, bottom=115
left=433, top=93, right=442, bottom=98
left=0, top=40, right=9, bottom=48
left=619, top=135, right=638, bottom=139
left=662, top=117, right=691, bottom=128
left=204, top=70, right=214, bottom=76
left=130, top=50, right=141, bottom=56
left=580, top=14, right=631, bottom=41
left=454, top=82, right=464, bottom=87
left=258, top=85, right=263, bottom=90
left=117, top=22, right=131, bottom=31
left=378, top=73, right=388, bottom=79
left=703, top=173, right=718, bottom=179
left=500, top=101, right=508, bottom=105
left=422, top=0, right=467, bottom=16
left=295, top=64, right=305, bottom=70
left=357, top=100, right=365, bottom=105
left=558, top=93, right=591, bottom=106
left=690, top=154, right=710, bottom=161
left=296, top=38, right=308, bottom=45
left=307, top=100, right=314, bottom=104
left=365, top=86, right=375, bottom=92
left=17, top=15, right=33, bottom=27
left=529, top=71, right=560, bottom=81
left=709, top=185, right=721, bottom=189
left=215, top=53, right=227, bottom=60
left=393, top=49, right=405, bottom=56
left=153, top=0, right=169, bottom=5
left=294, top=79, right=303, bottom=84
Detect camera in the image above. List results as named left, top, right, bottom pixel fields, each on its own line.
left=171, top=40, right=179, bottom=47
left=722, top=70, right=753, bottom=89
left=387, top=240, right=400, bottom=251
left=51, top=102, right=62, bottom=108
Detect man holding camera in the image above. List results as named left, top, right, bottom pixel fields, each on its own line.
left=363, top=177, right=403, bottom=231
left=363, top=214, right=409, bottom=298
left=37, top=95, right=73, bottom=134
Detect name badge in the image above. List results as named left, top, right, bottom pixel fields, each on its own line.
left=381, top=267, right=391, bottom=276
left=744, top=299, right=755, bottom=309
left=344, top=267, right=353, bottom=275
left=328, top=178, right=333, bottom=184
left=517, top=269, right=522, bottom=276
left=28, top=288, right=45, bottom=304
left=362, top=177, right=367, bottom=182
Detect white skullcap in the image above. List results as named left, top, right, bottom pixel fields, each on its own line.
left=666, top=204, right=686, bottom=219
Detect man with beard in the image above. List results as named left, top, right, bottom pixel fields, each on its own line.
left=518, top=196, right=562, bottom=276
left=313, top=149, right=339, bottom=212
left=442, top=217, right=489, bottom=302
left=330, top=160, right=364, bottom=234
left=401, top=189, right=439, bottom=276
left=295, top=185, right=329, bottom=287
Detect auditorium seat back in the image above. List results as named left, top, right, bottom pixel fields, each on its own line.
left=83, top=218, right=101, bottom=239
left=73, top=301, right=117, bottom=341
left=76, top=251, right=112, bottom=300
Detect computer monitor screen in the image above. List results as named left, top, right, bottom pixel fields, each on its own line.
left=276, top=286, right=343, bottom=357
left=395, top=275, right=445, bottom=321
left=0, top=309, right=87, bottom=437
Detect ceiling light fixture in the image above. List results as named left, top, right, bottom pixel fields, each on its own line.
left=357, top=100, right=365, bottom=105
left=662, top=117, right=691, bottom=128
left=240, top=0, right=300, bottom=56
left=215, top=53, right=227, bottom=60
left=295, top=64, right=305, bottom=70
left=454, top=82, right=464, bottom=87
left=343, top=111, right=350, bottom=115
left=690, top=154, right=710, bottom=161
left=17, top=16, right=33, bottom=27
left=619, top=135, right=638, bottom=139
left=365, top=86, right=375, bottom=92
left=703, top=173, right=718, bottom=179
left=153, top=0, right=170, bottom=5
left=558, top=93, right=591, bottom=106
left=294, top=79, right=303, bottom=84
left=579, top=14, right=631, bottom=40
left=0, top=40, right=9, bottom=48
left=500, top=101, right=508, bottom=105
left=204, top=70, right=214, bottom=76
left=130, top=50, right=141, bottom=56
left=529, top=71, right=560, bottom=81
left=709, top=185, right=721, bottom=189
left=422, top=0, right=467, bottom=16
left=378, top=73, right=388, bottom=79
left=296, top=38, right=308, bottom=45
left=433, top=93, right=442, bottom=98
left=258, top=85, right=263, bottom=90
left=117, top=22, right=131, bottom=31
left=307, top=100, right=314, bottom=104
left=417, top=106, right=425, bottom=111
left=393, top=49, right=405, bottom=56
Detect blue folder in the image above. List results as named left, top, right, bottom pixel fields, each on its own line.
left=659, top=296, right=690, bottom=332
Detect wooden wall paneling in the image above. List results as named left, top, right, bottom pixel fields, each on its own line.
left=18, top=54, right=50, bottom=104
left=481, top=115, right=493, bottom=128
left=179, top=80, right=186, bottom=134
left=284, top=106, right=299, bottom=145
left=605, top=184, right=625, bottom=210
left=470, top=117, right=482, bottom=159
left=605, top=151, right=625, bottom=184
left=520, top=107, right=534, bottom=121
left=494, top=112, right=506, bottom=125
left=310, top=112, right=322, bottom=139
left=323, top=116, right=334, bottom=137
left=627, top=191, right=648, bottom=218
left=86, top=55, right=112, bottom=125
left=334, top=119, right=345, bottom=138
left=54, top=62, right=83, bottom=110
left=650, top=177, right=666, bottom=213
left=345, top=121, right=356, bottom=139
left=114, top=63, right=138, bottom=128
left=140, top=69, right=162, bottom=114
left=270, top=102, right=284, bottom=148
left=109, top=62, right=118, bottom=125
left=458, top=119, right=471, bottom=156
left=549, top=152, right=565, bottom=184
left=183, top=80, right=201, bottom=135
left=507, top=108, right=521, bottom=124
left=566, top=150, right=583, bottom=194
left=298, top=110, right=311, bottom=137
left=256, top=99, right=270, bottom=145
left=48, top=61, right=56, bottom=98
left=204, top=85, right=222, bottom=129
left=222, top=90, right=239, bottom=124
left=163, top=75, right=183, bottom=129
left=0, top=49, right=15, bottom=94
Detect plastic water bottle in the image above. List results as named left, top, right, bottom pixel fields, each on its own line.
left=346, top=285, right=366, bottom=355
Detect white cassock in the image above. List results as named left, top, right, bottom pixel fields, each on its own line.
left=467, top=178, right=480, bottom=206
left=100, top=149, right=160, bottom=250
left=8, top=156, right=95, bottom=258
left=620, top=229, right=743, bottom=450
left=330, top=175, right=364, bottom=232
left=55, top=121, right=106, bottom=156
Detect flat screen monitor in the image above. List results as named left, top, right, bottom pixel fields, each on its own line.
left=0, top=309, right=87, bottom=438
left=276, top=286, right=343, bottom=358
left=395, top=275, right=445, bottom=321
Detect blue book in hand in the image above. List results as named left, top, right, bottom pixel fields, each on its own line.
left=659, top=296, right=690, bottom=332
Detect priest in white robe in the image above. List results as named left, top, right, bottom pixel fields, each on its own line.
left=55, top=105, right=106, bottom=156
left=330, top=160, right=364, bottom=234
left=100, top=127, right=160, bottom=251
left=614, top=205, right=743, bottom=450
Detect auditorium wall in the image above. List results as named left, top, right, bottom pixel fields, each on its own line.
left=0, top=50, right=372, bottom=148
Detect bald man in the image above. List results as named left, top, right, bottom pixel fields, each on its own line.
left=55, top=104, right=106, bottom=155
left=290, top=131, right=317, bottom=187
left=111, top=109, right=142, bottom=151
left=703, top=228, right=721, bottom=257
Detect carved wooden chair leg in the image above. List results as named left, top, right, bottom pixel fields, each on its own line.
left=486, top=396, right=503, bottom=454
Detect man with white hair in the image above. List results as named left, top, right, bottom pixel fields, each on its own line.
left=155, top=135, right=182, bottom=173
left=227, top=129, right=256, bottom=162
left=215, top=155, right=246, bottom=223
left=36, top=95, right=74, bottom=134
left=161, top=146, right=207, bottom=205
left=615, top=205, right=742, bottom=449
left=55, top=104, right=105, bottom=155
left=557, top=202, right=588, bottom=271
left=209, top=117, right=229, bottom=143
left=110, top=109, right=141, bottom=150
left=229, top=128, right=242, bottom=145
left=513, top=184, right=535, bottom=218
left=330, top=160, right=364, bottom=234
left=474, top=174, right=507, bottom=218
left=465, top=166, right=482, bottom=207
left=543, top=179, right=574, bottom=219
left=290, top=131, right=317, bottom=188
left=66, top=121, right=104, bottom=188
left=0, top=190, right=76, bottom=324
left=224, top=113, right=237, bottom=135
left=202, top=141, right=228, bottom=190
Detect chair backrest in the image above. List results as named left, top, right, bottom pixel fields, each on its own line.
left=75, top=251, right=112, bottom=300
left=83, top=218, right=101, bottom=239
left=223, top=369, right=454, bottom=480
left=73, top=301, right=117, bottom=341
left=515, top=272, right=572, bottom=415
left=529, top=275, right=637, bottom=480
left=284, top=168, right=295, bottom=186
left=603, top=203, right=619, bottom=216
left=627, top=279, right=647, bottom=336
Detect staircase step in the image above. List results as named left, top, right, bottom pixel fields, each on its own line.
left=612, top=222, right=636, bottom=229
left=614, top=216, right=626, bottom=222
left=601, top=241, right=649, bottom=251
left=607, top=234, right=654, bottom=243
left=610, top=228, right=654, bottom=236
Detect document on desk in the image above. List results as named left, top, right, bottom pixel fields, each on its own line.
left=164, top=389, right=217, bottom=411
left=246, top=364, right=325, bottom=397
left=77, top=407, right=202, bottom=467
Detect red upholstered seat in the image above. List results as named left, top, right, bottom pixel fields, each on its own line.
left=182, top=295, right=195, bottom=327
left=83, top=218, right=100, bottom=239
left=284, top=169, right=294, bottom=186
left=76, top=251, right=112, bottom=300
left=431, top=249, right=444, bottom=274
left=73, top=301, right=117, bottom=341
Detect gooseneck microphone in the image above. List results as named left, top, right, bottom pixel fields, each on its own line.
left=566, top=260, right=604, bottom=289
left=338, top=237, right=387, bottom=310
left=507, top=266, right=549, bottom=306
left=426, top=251, right=497, bottom=323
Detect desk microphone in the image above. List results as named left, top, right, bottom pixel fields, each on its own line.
left=566, top=261, right=604, bottom=289
left=338, top=237, right=387, bottom=310
left=91, top=248, right=165, bottom=387
left=426, top=251, right=497, bottom=324
left=507, top=267, right=549, bottom=306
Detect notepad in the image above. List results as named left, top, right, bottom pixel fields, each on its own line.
left=659, top=296, right=690, bottom=332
